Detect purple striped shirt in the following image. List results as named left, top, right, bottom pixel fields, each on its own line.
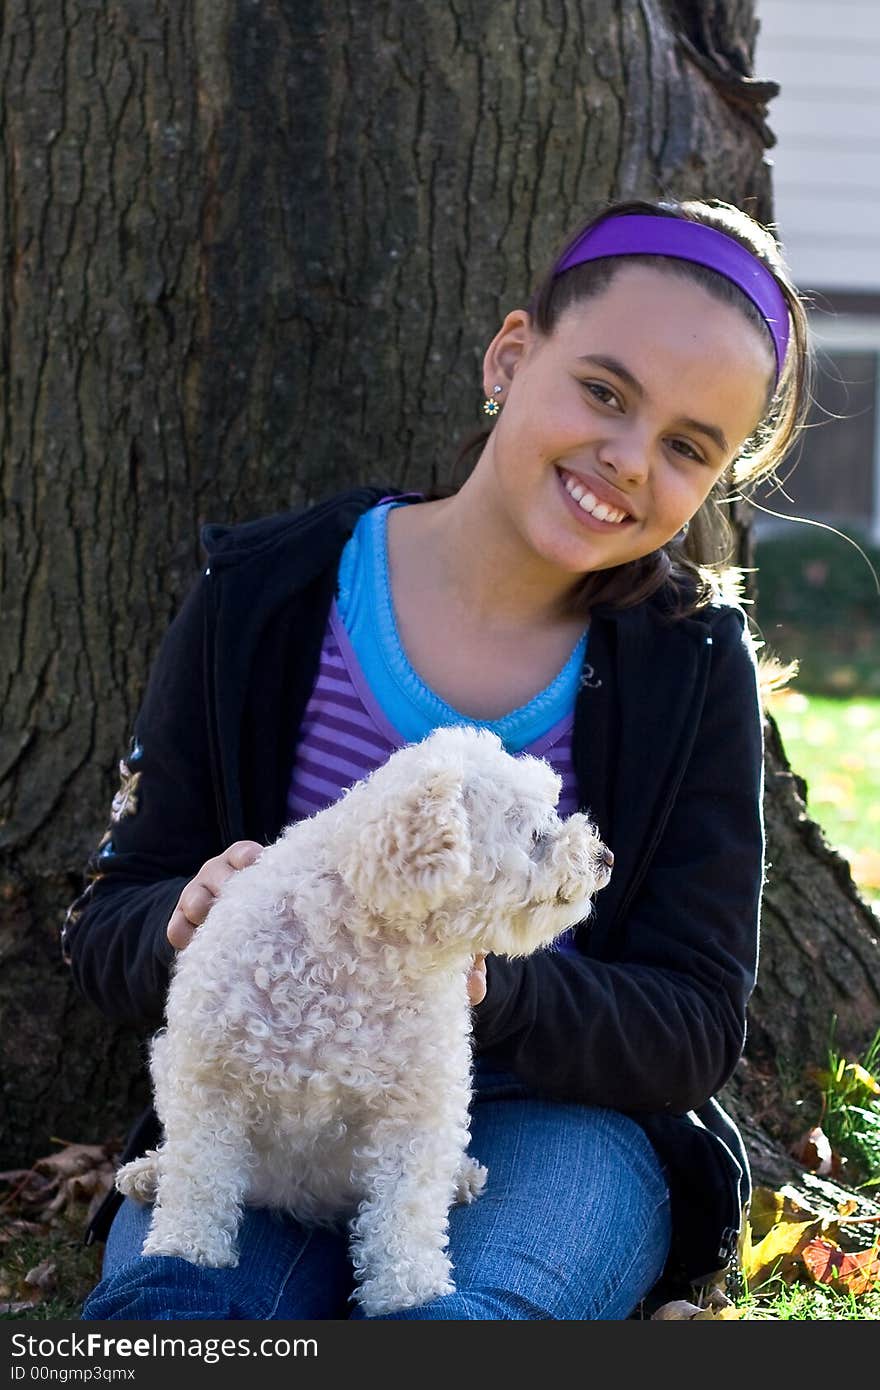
left=288, top=601, right=580, bottom=822
left=286, top=601, right=584, bottom=952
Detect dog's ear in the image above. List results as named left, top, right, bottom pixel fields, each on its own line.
left=337, top=765, right=472, bottom=919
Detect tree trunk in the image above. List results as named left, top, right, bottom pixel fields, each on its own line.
left=2, top=0, right=878, bottom=1169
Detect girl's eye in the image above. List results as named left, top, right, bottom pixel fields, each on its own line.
left=584, top=381, right=621, bottom=409
left=668, top=438, right=705, bottom=464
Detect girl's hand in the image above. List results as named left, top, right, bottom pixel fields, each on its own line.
left=167, top=841, right=264, bottom=950
left=468, top=952, right=487, bottom=1006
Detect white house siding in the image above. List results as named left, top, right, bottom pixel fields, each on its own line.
left=755, top=0, right=880, bottom=293
left=752, top=1, right=880, bottom=540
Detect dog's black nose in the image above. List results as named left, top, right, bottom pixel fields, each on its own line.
left=600, top=847, right=614, bottom=869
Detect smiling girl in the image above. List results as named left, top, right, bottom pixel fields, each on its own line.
left=69, top=196, right=810, bottom=1321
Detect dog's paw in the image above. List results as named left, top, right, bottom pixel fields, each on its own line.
left=355, top=1271, right=455, bottom=1317
left=115, top=1152, right=160, bottom=1203
left=141, top=1229, right=239, bottom=1269
left=453, top=1155, right=488, bottom=1204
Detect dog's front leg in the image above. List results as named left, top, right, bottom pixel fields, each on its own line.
left=348, top=1113, right=469, bottom=1317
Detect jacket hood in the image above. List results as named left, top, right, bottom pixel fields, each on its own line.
left=199, top=486, right=401, bottom=571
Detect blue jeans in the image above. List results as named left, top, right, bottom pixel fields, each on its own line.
left=82, top=1071, right=670, bottom=1321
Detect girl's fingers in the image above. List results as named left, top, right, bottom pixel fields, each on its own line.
left=167, top=904, right=199, bottom=951
left=224, top=840, right=264, bottom=872
left=167, top=880, right=216, bottom=950
left=167, top=842, right=264, bottom=951
left=467, top=954, right=488, bottom=1006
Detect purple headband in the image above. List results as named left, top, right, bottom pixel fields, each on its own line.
left=554, top=214, right=790, bottom=381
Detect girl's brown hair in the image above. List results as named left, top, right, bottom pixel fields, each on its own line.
left=440, top=196, right=812, bottom=619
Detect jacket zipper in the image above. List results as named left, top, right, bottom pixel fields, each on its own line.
left=202, top=565, right=233, bottom=847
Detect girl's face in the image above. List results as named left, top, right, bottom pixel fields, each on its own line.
left=477, top=263, right=775, bottom=578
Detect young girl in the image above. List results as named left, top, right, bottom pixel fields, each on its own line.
left=65, top=195, right=809, bottom=1321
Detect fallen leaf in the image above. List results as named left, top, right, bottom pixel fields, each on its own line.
left=1, top=1142, right=118, bottom=1224
left=748, top=1186, right=816, bottom=1241
left=791, top=1125, right=836, bottom=1177
left=34, top=1144, right=110, bottom=1181
left=0, top=1219, right=48, bottom=1243
left=843, top=1063, right=880, bottom=1095
left=801, top=1238, right=880, bottom=1297
left=742, top=1218, right=823, bottom=1285
left=24, top=1260, right=57, bottom=1293
left=652, top=1299, right=705, bottom=1320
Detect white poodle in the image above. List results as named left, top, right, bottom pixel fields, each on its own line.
left=117, top=725, right=613, bottom=1315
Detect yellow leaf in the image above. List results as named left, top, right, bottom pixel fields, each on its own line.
left=844, top=1062, right=880, bottom=1095
left=742, top=1219, right=822, bottom=1285
left=748, top=1186, right=814, bottom=1241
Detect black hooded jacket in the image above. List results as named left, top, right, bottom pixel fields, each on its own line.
left=63, top=486, right=765, bottom=1289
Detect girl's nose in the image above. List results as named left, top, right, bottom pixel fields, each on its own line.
left=597, top=428, right=651, bottom=486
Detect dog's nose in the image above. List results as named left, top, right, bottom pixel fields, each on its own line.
left=600, top=847, right=614, bottom=870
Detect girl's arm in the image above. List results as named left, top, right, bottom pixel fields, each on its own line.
left=62, top=574, right=225, bottom=1028
left=472, top=606, right=764, bottom=1115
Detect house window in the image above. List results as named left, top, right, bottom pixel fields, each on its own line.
left=750, top=318, right=880, bottom=544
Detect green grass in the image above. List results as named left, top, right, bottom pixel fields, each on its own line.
left=0, top=1209, right=102, bottom=1319
left=767, top=690, right=880, bottom=912
left=818, top=1024, right=880, bottom=1188
left=737, top=1278, right=880, bottom=1320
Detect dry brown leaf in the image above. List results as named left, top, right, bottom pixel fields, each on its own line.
left=34, top=1144, right=111, bottom=1181
left=44, top=1167, right=116, bottom=1219
left=1, top=1142, right=118, bottom=1225
left=652, top=1299, right=705, bottom=1320
left=24, top=1260, right=57, bottom=1293
left=0, top=1219, right=46, bottom=1243
left=651, top=1299, right=740, bottom=1321
left=791, top=1126, right=834, bottom=1176
left=0, top=1168, right=36, bottom=1186
left=801, top=1238, right=880, bottom=1297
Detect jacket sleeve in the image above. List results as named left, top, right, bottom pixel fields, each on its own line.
left=472, top=607, right=765, bottom=1115
left=62, top=571, right=225, bottom=1030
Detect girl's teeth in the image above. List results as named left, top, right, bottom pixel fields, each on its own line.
left=563, top=472, right=627, bottom=523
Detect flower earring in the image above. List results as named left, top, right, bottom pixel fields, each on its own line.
left=482, top=384, right=504, bottom=416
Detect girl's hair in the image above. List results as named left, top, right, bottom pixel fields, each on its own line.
left=439, top=196, right=812, bottom=619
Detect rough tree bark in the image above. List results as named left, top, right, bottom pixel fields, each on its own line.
left=2, top=0, right=878, bottom=1172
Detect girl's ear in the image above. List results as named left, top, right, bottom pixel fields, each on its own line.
left=482, top=309, right=534, bottom=397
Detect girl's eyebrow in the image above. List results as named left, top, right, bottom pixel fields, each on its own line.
left=576, top=353, right=730, bottom=455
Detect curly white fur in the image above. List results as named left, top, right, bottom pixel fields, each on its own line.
left=116, top=725, right=612, bottom=1315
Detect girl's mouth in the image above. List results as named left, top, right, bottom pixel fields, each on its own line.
left=556, top=468, right=636, bottom=530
